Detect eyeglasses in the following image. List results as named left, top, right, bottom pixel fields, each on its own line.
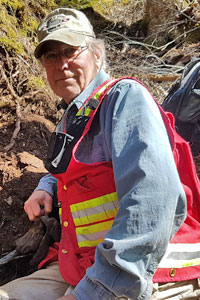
left=41, top=46, right=88, bottom=66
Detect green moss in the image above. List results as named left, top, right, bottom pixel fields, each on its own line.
left=19, top=19, right=38, bottom=38
left=92, top=0, right=114, bottom=17
left=38, top=0, right=58, bottom=7
left=121, top=0, right=130, bottom=4
left=0, top=6, right=17, bottom=26
left=0, top=0, right=131, bottom=55
left=0, top=37, right=24, bottom=53
left=55, top=0, right=97, bottom=9
left=8, top=115, right=15, bottom=124
left=0, top=1, right=58, bottom=55
left=26, top=75, right=46, bottom=91
left=0, top=5, right=23, bottom=53
left=0, top=99, right=8, bottom=108
left=9, top=0, right=24, bottom=10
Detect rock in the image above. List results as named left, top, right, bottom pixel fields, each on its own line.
left=4, top=196, right=13, bottom=206
left=17, top=151, right=47, bottom=173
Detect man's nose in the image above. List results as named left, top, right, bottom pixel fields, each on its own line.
left=57, top=55, right=69, bottom=69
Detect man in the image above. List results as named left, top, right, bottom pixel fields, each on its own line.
left=0, top=7, right=196, bottom=300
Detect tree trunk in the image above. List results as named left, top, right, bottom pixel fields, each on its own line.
left=143, top=0, right=193, bottom=46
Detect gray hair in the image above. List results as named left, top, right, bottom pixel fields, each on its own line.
left=85, top=37, right=107, bottom=70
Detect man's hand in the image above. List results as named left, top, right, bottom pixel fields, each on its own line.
left=57, top=295, right=76, bottom=300
left=24, top=190, right=53, bottom=221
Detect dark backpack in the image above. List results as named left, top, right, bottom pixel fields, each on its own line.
left=162, top=58, right=200, bottom=156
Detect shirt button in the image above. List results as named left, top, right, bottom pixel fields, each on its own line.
left=63, top=221, right=68, bottom=227
left=63, top=185, right=67, bottom=190
left=62, top=249, right=68, bottom=254
left=170, top=268, right=176, bottom=277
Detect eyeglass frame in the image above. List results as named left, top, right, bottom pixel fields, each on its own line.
left=41, top=45, right=88, bottom=66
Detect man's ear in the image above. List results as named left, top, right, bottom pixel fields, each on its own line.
left=94, top=51, right=102, bottom=71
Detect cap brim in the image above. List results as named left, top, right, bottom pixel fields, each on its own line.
left=34, top=28, right=87, bottom=58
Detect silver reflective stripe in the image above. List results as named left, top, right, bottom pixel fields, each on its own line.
left=159, top=243, right=200, bottom=268
left=76, top=219, right=114, bottom=247
left=77, top=229, right=109, bottom=242
left=71, top=201, right=120, bottom=221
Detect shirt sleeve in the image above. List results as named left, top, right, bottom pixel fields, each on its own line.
left=35, top=173, right=57, bottom=198
left=73, top=79, right=187, bottom=300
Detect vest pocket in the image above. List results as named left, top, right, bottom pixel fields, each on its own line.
left=73, top=176, right=95, bottom=192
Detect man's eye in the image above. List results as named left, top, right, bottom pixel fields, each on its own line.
left=46, top=53, right=57, bottom=61
left=63, top=48, right=76, bottom=57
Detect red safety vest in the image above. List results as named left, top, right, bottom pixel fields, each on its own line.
left=39, top=77, right=200, bottom=285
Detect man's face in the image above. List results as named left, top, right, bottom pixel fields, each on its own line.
left=41, top=41, right=101, bottom=104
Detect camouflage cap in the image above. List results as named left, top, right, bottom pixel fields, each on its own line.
left=34, top=8, right=95, bottom=58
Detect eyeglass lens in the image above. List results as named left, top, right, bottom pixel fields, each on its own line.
left=43, top=46, right=87, bottom=65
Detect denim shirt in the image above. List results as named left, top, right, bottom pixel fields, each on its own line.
left=36, top=70, right=186, bottom=300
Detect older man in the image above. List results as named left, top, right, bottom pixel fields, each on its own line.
left=0, top=7, right=194, bottom=300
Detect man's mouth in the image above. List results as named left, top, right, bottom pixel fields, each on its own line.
left=56, top=77, right=73, bottom=82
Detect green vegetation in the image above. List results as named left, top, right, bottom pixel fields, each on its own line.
left=0, top=0, right=133, bottom=54
left=0, top=0, right=24, bottom=10
left=26, top=75, right=46, bottom=91
left=56, top=0, right=98, bottom=10
left=0, top=3, right=25, bottom=53
left=0, top=99, right=8, bottom=108
left=0, top=0, right=54, bottom=54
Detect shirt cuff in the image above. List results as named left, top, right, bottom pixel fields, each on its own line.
left=73, top=275, right=120, bottom=300
left=34, top=174, right=57, bottom=198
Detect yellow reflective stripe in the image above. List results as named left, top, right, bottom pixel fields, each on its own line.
left=84, top=108, right=91, bottom=116
left=76, top=219, right=113, bottom=236
left=72, top=201, right=119, bottom=220
left=181, top=258, right=200, bottom=268
left=93, top=90, right=104, bottom=99
left=78, top=238, right=104, bottom=248
left=76, top=110, right=81, bottom=116
left=77, top=229, right=108, bottom=242
left=159, top=258, right=200, bottom=269
left=70, top=192, right=118, bottom=213
left=76, top=80, right=115, bottom=116
left=93, top=82, right=112, bottom=99
left=76, top=107, right=91, bottom=116
left=158, top=243, right=200, bottom=268
left=73, top=207, right=119, bottom=226
left=59, top=207, right=62, bottom=224
left=76, top=220, right=114, bottom=247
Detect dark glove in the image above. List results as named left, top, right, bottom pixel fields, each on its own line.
left=15, top=220, right=45, bottom=254
left=15, top=216, right=61, bottom=267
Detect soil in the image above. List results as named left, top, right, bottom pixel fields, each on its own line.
left=0, top=110, right=56, bottom=284
left=1, top=6, right=200, bottom=286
